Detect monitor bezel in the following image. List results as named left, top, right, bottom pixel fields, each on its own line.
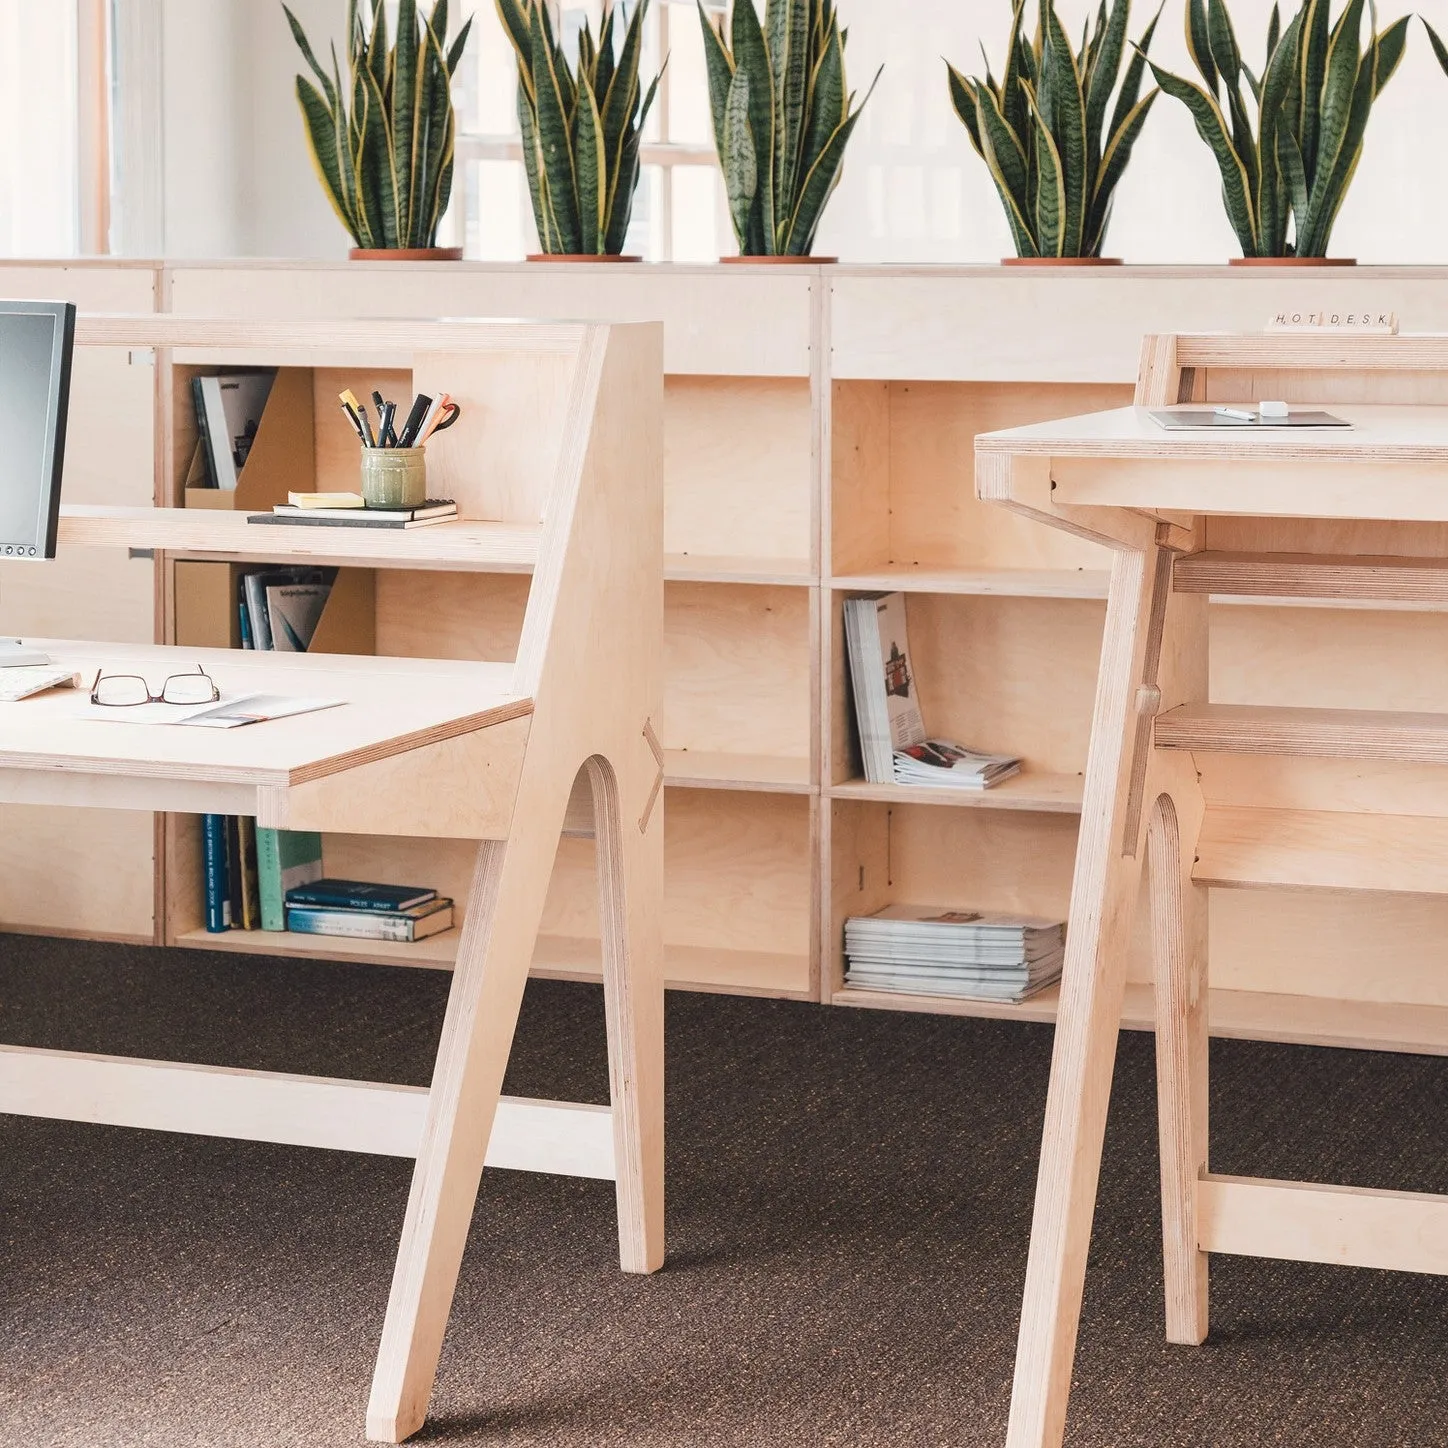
left=0, top=299, right=76, bottom=561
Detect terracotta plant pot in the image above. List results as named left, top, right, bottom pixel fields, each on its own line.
left=526, top=253, right=643, bottom=263
left=1001, top=256, right=1123, bottom=266
left=721, top=255, right=838, bottom=264
left=1228, top=256, right=1356, bottom=266
left=348, top=247, right=463, bottom=261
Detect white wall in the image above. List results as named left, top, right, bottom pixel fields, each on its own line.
left=160, top=0, right=347, bottom=258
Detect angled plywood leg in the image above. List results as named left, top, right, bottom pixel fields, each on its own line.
left=586, top=749, right=665, bottom=1274
left=1006, top=540, right=1173, bottom=1448
left=365, top=768, right=572, bottom=1444
left=1148, top=786, right=1210, bottom=1346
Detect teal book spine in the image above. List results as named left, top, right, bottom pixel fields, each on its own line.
left=202, top=814, right=230, bottom=933
left=256, top=826, right=323, bottom=932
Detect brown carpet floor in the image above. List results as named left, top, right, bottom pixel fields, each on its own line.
left=0, top=936, right=1445, bottom=1446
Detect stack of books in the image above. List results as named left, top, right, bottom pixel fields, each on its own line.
left=237, top=565, right=336, bottom=650
left=284, top=878, right=455, bottom=942
left=844, top=591, right=1020, bottom=789
left=248, top=491, right=459, bottom=531
left=844, top=904, right=1065, bottom=1002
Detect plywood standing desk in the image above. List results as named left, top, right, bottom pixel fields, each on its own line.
left=978, top=333, right=1448, bottom=1447
left=0, top=316, right=665, bottom=1443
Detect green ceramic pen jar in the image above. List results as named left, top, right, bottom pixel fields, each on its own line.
left=360, top=446, right=426, bottom=508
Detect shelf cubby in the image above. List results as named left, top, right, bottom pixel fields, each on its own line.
left=830, top=379, right=1129, bottom=580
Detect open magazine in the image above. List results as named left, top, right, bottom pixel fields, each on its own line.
left=844, top=592, right=1020, bottom=789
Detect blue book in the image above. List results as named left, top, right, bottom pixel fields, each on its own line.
left=283, top=878, right=437, bottom=913
left=202, top=814, right=232, bottom=932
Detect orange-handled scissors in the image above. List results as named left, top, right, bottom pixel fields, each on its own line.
left=418, top=395, right=462, bottom=443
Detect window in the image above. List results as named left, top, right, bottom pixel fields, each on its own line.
left=0, top=0, right=88, bottom=255
left=449, top=0, right=727, bottom=261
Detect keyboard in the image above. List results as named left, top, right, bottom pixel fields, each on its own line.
left=0, top=666, right=80, bottom=702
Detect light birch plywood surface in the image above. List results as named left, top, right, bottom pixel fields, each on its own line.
left=0, top=641, right=524, bottom=785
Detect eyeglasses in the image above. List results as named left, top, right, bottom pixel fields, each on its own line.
left=90, top=666, right=219, bottom=708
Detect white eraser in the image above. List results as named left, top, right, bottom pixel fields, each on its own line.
left=1259, top=400, right=1289, bottom=418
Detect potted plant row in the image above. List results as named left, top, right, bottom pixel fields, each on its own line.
left=949, top=0, right=1412, bottom=266
left=287, top=0, right=1431, bottom=268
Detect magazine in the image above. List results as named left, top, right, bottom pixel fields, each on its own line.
left=844, top=592, right=1022, bottom=789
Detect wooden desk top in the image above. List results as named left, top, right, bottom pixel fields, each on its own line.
left=978, top=405, right=1448, bottom=524
left=977, top=405, right=1448, bottom=463
left=0, top=642, right=526, bottom=787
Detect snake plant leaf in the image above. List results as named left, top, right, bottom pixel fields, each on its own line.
left=1206, top=0, right=1242, bottom=84
left=1108, top=2, right=1161, bottom=144
left=1001, top=0, right=1030, bottom=140
left=1372, top=14, right=1410, bottom=93
left=496, top=0, right=531, bottom=71
left=573, top=75, right=607, bottom=252
left=529, top=3, right=580, bottom=253
left=973, top=79, right=1039, bottom=256
left=948, top=65, right=984, bottom=153
left=700, top=3, right=735, bottom=146
left=446, top=15, right=472, bottom=75
left=731, top=0, right=777, bottom=252
left=1085, top=0, right=1129, bottom=163
left=722, top=68, right=759, bottom=249
left=518, top=87, right=555, bottom=252
left=364, top=0, right=389, bottom=91
left=1425, top=17, right=1448, bottom=76
left=1186, top=0, right=1219, bottom=92
left=285, top=6, right=339, bottom=108
left=1040, top=0, right=1088, bottom=258
left=1254, top=7, right=1302, bottom=255
left=782, top=85, right=868, bottom=254
left=1275, top=123, right=1309, bottom=225
left=772, top=0, right=811, bottom=229
left=1147, top=59, right=1257, bottom=253
left=1267, top=1, right=1282, bottom=56
left=1024, top=90, right=1067, bottom=255
left=1088, top=86, right=1156, bottom=252
left=418, top=10, right=455, bottom=243
left=1302, top=0, right=1365, bottom=236
left=392, top=0, right=421, bottom=243
left=295, top=76, right=354, bottom=233
left=1298, top=0, right=1328, bottom=176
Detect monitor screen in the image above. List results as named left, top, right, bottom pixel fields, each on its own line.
left=0, top=300, right=75, bottom=560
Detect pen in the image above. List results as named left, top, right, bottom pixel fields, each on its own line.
left=338, top=399, right=367, bottom=446
left=341, top=389, right=376, bottom=447
left=396, top=393, right=431, bottom=448
left=1215, top=406, right=1255, bottom=421
left=381, top=400, right=398, bottom=447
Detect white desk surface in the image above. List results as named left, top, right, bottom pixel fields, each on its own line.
left=977, top=404, right=1448, bottom=463
left=0, top=642, right=526, bottom=786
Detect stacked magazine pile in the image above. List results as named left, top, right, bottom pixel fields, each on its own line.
left=845, top=905, right=1065, bottom=1002
left=844, top=592, right=1020, bottom=789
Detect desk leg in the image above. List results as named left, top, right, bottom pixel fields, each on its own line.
left=365, top=776, right=570, bottom=1444
left=586, top=754, right=665, bottom=1274
left=1148, top=786, right=1210, bottom=1345
left=1006, top=543, right=1164, bottom=1448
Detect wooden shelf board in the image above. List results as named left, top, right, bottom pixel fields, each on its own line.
left=833, top=981, right=1448, bottom=1056
left=174, top=928, right=812, bottom=998
left=59, top=505, right=541, bottom=574
left=831, top=566, right=1109, bottom=600
left=665, top=750, right=813, bottom=793
left=665, top=554, right=814, bottom=586
left=829, top=771, right=1084, bottom=813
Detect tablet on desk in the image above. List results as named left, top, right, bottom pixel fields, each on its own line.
left=1149, top=408, right=1352, bottom=430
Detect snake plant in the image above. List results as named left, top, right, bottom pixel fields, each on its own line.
left=285, top=0, right=472, bottom=251
left=497, top=0, right=662, bottom=256
left=1147, top=0, right=1408, bottom=258
left=948, top=0, right=1162, bottom=260
left=700, top=0, right=880, bottom=258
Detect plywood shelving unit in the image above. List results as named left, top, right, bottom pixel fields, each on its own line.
left=13, top=261, right=1448, bottom=1054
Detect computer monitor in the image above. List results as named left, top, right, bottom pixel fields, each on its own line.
left=0, top=299, right=75, bottom=561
